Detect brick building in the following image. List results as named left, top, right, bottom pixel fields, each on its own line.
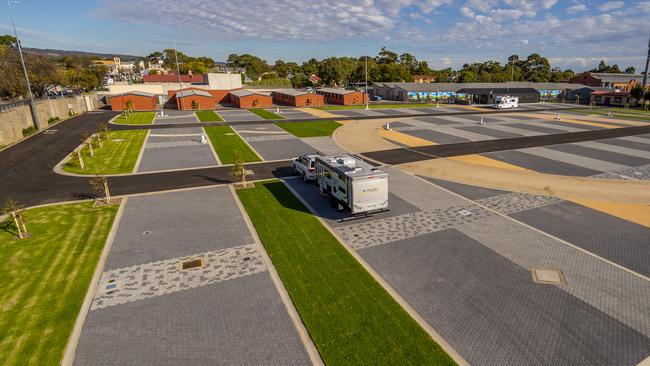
left=108, top=92, right=158, bottom=111
left=316, top=88, right=368, bottom=105
left=272, top=90, right=325, bottom=107
left=229, top=89, right=273, bottom=108
left=570, top=72, right=647, bottom=91
left=589, top=90, right=634, bottom=106
left=173, top=89, right=218, bottom=110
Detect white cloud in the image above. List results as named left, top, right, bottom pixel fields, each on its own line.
left=567, top=3, right=587, bottom=13
left=97, top=0, right=456, bottom=41
left=598, top=1, right=625, bottom=11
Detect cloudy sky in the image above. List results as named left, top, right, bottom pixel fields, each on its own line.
left=2, top=0, right=649, bottom=71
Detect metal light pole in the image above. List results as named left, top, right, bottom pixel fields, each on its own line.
left=8, top=0, right=41, bottom=129
left=173, top=40, right=183, bottom=111
left=364, top=46, right=369, bottom=110
left=642, top=35, right=650, bottom=89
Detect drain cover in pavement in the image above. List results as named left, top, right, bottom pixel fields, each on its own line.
left=457, top=209, right=473, bottom=216
left=531, top=267, right=566, bottom=285
left=179, top=258, right=204, bottom=271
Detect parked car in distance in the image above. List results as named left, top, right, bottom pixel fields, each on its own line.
left=292, top=154, right=318, bottom=182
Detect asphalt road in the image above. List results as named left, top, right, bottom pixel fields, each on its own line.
left=364, top=125, right=650, bottom=165
left=0, top=104, right=627, bottom=207
left=0, top=111, right=291, bottom=207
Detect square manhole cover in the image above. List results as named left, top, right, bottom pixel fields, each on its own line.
left=179, top=257, right=204, bottom=271
left=531, top=267, right=566, bottom=285
left=457, top=209, right=473, bottom=217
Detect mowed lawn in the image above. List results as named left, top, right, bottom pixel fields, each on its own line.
left=195, top=110, right=224, bottom=122
left=64, top=130, right=147, bottom=175
left=567, top=107, right=650, bottom=122
left=248, top=108, right=284, bottom=120
left=237, top=181, right=456, bottom=366
left=113, top=111, right=156, bottom=125
left=276, top=121, right=341, bottom=137
left=203, top=126, right=261, bottom=164
left=0, top=202, right=119, bottom=366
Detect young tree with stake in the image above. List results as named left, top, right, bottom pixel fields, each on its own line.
left=3, top=198, right=27, bottom=239
left=231, top=152, right=247, bottom=187
left=90, top=176, right=111, bottom=204
left=82, top=131, right=94, bottom=157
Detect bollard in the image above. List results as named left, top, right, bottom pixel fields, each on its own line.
left=276, top=107, right=281, bottom=114
left=479, top=117, right=484, bottom=125
left=556, top=113, right=560, bottom=120
left=384, top=122, right=391, bottom=131
left=608, top=110, right=612, bottom=117
left=200, top=134, right=207, bottom=144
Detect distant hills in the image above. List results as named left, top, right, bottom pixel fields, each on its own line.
left=22, top=47, right=141, bottom=61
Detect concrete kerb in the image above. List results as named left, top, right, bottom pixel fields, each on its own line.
left=281, top=180, right=470, bottom=366
left=230, top=126, right=265, bottom=162
left=60, top=197, right=127, bottom=366
left=228, top=185, right=324, bottom=366
left=405, top=169, right=650, bottom=283
left=202, top=126, right=222, bottom=165
left=132, top=129, right=151, bottom=173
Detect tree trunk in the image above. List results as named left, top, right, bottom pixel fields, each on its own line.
left=12, top=212, right=23, bottom=239
left=96, top=134, right=103, bottom=148
left=104, top=182, right=111, bottom=204
left=241, top=167, right=247, bottom=186
left=78, top=151, right=85, bottom=169
left=88, top=142, right=94, bottom=157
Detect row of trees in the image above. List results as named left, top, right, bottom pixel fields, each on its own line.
left=145, top=50, right=215, bottom=75
left=227, top=49, right=641, bottom=88
left=0, top=34, right=107, bottom=99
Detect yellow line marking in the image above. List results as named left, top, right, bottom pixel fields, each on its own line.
left=378, top=129, right=432, bottom=147
left=567, top=198, right=650, bottom=229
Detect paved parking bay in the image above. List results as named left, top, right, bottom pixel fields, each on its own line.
left=232, top=124, right=315, bottom=160
left=266, top=108, right=313, bottom=119
left=155, top=111, right=198, bottom=124
left=74, top=187, right=311, bottom=365
left=137, top=127, right=217, bottom=172
left=216, top=109, right=263, bottom=122
left=283, top=168, right=650, bottom=366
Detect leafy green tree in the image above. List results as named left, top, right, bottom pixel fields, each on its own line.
left=625, top=66, right=636, bottom=74
left=376, top=47, right=399, bottom=64
left=0, top=34, right=16, bottom=47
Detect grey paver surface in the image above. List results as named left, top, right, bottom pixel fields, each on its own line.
left=137, top=127, right=217, bottom=172
left=545, top=143, right=650, bottom=167
left=595, top=138, right=650, bottom=152
left=503, top=122, right=575, bottom=134
left=483, top=150, right=602, bottom=176
left=456, top=125, right=524, bottom=139
left=104, top=187, right=254, bottom=269
left=403, top=129, right=470, bottom=144
left=518, top=146, right=628, bottom=173
left=512, top=201, right=650, bottom=277
left=217, top=110, right=263, bottom=122
left=75, top=273, right=310, bottom=366
left=358, top=229, right=650, bottom=366
left=301, top=136, right=345, bottom=155
left=75, top=186, right=310, bottom=365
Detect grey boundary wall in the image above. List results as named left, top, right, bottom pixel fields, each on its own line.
left=0, top=93, right=99, bottom=146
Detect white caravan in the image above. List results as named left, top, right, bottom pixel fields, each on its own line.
left=493, top=96, right=519, bottom=109
left=314, top=154, right=389, bottom=214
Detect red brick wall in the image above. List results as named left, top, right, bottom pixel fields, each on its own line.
left=232, top=94, right=273, bottom=108
left=109, top=94, right=157, bottom=111
left=295, top=94, right=324, bottom=107
left=177, top=95, right=218, bottom=110
left=569, top=73, right=601, bottom=86
left=318, top=90, right=367, bottom=105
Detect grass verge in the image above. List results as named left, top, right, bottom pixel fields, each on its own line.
left=63, top=130, right=147, bottom=175
left=195, top=110, right=224, bottom=122
left=315, top=103, right=441, bottom=110
left=249, top=108, right=284, bottom=120
left=203, top=126, right=261, bottom=164
left=0, top=202, right=120, bottom=366
left=113, top=112, right=156, bottom=125
left=277, top=121, right=342, bottom=137
left=236, top=181, right=456, bottom=366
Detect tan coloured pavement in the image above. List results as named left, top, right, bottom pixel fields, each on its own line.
left=333, top=117, right=650, bottom=204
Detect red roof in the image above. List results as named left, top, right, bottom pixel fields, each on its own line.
left=143, top=74, right=204, bottom=83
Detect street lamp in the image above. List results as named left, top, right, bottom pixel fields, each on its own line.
left=364, top=44, right=369, bottom=110
left=8, top=0, right=41, bottom=129
left=173, top=39, right=183, bottom=111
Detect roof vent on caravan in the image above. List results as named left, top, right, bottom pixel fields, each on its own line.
left=337, top=157, right=356, bottom=166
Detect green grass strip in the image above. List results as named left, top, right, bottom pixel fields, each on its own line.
left=113, top=111, right=156, bottom=125
left=248, top=108, right=285, bottom=120
left=315, top=103, right=441, bottom=110
left=236, top=181, right=456, bottom=366
left=564, top=108, right=650, bottom=121
left=195, top=110, right=224, bottom=122
left=64, top=130, right=147, bottom=175
left=0, top=202, right=119, bottom=366
left=203, top=126, right=261, bottom=164
left=277, top=121, right=342, bottom=137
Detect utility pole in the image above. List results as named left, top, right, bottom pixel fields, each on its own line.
left=8, top=1, right=41, bottom=129
left=173, top=40, right=183, bottom=111
left=642, top=35, right=650, bottom=89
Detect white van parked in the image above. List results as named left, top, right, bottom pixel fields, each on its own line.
left=493, top=96, right=519, bottom=109
left=314, top=154, right=388, bottom=214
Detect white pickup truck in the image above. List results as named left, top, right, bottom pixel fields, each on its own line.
left=292, top=154, right=317, bottom=182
